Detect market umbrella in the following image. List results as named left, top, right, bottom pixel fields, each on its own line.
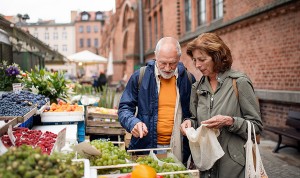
left=67, top=50, right=108, bottom=63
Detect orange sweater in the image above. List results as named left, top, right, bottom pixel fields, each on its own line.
left=157, top=76, right=177, bottom=145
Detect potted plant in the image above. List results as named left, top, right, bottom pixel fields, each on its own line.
left=22, top=67, right=71, bottom=103
left=0, top=61, right=23, bottom=91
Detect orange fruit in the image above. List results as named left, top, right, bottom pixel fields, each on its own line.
left=131, top=165, right=157, bottom=178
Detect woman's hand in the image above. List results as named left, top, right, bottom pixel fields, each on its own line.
left=180, top=120, right=192, bottom=136
left=201, top=115, right=234, bottom=129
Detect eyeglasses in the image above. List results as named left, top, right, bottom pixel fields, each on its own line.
left=157, top=61, right=178, bottom=69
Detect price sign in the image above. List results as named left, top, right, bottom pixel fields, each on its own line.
left=12, top=83, right=22, bottom=94
left=0, top=140, right=8, bottom=155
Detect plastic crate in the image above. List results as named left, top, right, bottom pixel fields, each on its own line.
left=18, top=116, right=34, bottom=128
left=78, top=121, right=85, bottom=142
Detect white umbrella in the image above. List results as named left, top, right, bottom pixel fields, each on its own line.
left=106, top=51, right=114, bottom=76
left=67, top=50, right=108, bottom=63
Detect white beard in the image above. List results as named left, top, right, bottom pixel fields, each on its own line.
left=158, top=68, right=175, bottom=79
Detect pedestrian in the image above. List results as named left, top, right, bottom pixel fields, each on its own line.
left=97, top=71, right=107, bottom=92
left=118, top=37, right=195, bottom=165
left=180, top=33, right=263, bottom=178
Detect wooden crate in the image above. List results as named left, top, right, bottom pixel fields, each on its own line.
left=0, top=107, right=37, bottom=136
left=86, top=106, right=125, bottom=137
left=0, top=117, right=18, bottom=136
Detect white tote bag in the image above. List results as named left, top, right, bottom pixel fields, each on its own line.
left=186, top=125, right=225, bottom=171
left=245, top=121, right=268, bottom=178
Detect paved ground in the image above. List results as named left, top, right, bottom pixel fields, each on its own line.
left=259, top=138, right=300, bottom=178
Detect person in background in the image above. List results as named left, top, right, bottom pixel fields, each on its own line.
left=180, top=33, right=263, bottom=178
left=118, top=37, right=195, bottom=165
left=97, top=71, right=107, bottom=92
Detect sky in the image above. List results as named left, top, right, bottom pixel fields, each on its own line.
left=0, top=0, right=116, bottom=23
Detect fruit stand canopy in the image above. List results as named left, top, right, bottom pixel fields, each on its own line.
left=67, top=50, right=108, bottom=63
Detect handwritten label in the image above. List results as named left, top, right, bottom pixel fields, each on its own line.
left=52, top=127, right=66, bottom=153
left=0, top=140, right=8, bottom=155
left=7, top=125, right=16, bottom=146
left=12, top=83, right=22, bottom=94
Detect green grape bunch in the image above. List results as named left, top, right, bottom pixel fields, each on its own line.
left=89, top=140, right=132, bottom=174
left=135, top=156, right=190, bottom=178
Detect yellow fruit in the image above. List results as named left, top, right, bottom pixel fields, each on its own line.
left=131, top=165, right=157, bottom=178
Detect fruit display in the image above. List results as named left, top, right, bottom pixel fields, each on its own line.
left=89, top=106, right=118, bottom=115
left=0, top=90, right=48, bottom=116
left=44, top=101, right=83, bottom=112
left=1, top=127, right=57, bottom=155
left=87, top=140, right=132, bottom=174
left=135, top=156, right=189, bottom=178
left=0, top=145, right=84, bottom=178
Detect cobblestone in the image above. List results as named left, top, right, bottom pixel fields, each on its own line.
left=259, top=139, right=300, bottom=178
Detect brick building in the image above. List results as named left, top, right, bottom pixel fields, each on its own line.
left=101, top=0, right=300, bottom=141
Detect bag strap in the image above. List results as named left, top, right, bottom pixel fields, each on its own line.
left=232, top=78, right=238, bottom=98
left=233, top=78, right=261, bottom=144
left=138, top=66, right=147, bottom=88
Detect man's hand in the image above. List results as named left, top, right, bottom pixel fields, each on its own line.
left=131, top=122, right=148, bottom=138
left=201, top=115, right=234, bottom=129
left=180, top=120, right=192, bottom=136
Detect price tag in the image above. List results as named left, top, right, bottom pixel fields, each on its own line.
left=7, top=125, right=16, bottom=146
left=0, top=140, right=8, bottom=155
left=52, top=127, right=66, bottom=152
left=12, top=83, right=22, bottom=94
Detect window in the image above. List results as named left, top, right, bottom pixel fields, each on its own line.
left=213, top=0, right=223, bottom=20
left=62, top=45, right=67, bottom=52
left=80, top=38, right=84, bottom=48
left=53, top=45, right=58, bottom=51
left=53, top=32, right=58, bottom=40
left=87, top=26, right=91, bottom=33
left=96, top=12, right=103, bottom=20
left=45, top=32, right=49, bottom=40
left=154, top=13, right=158, bottom=43
left=87, top=38, right=91, bottom=47
left=79, top=26, right=84, bottom=33
left=185, top=0, right=192, bottom=32
left=62, top=32, right=67, bottom=40
left=94, top=25, right=99, bottom=33
left=81, top=13, right=89, bottom=21
left=160, top=8, right=163, bottom=38
left=94, top=38, right=99, bottom=48
left=149, top=18, right=152, bottom=49
left=197, top=0, right=206, bottom=26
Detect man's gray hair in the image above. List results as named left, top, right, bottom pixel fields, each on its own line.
left=154, top=37, right=182, bottom=57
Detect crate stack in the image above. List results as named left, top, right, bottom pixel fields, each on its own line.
left=86, top=106, right=125, bottom=142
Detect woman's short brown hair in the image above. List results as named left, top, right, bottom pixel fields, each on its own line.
left=186, top=33, right=233, bottom=73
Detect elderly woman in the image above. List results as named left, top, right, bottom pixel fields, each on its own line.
left=181, top=33, right=263, bottom=178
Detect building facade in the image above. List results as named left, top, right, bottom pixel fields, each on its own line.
left=101, top=0, right=300, bottom=142
left=72, top=10, right=109, bottom=54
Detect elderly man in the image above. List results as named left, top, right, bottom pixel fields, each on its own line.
left=118, top=37, right=195, bottom=164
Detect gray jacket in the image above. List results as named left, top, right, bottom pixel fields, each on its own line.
left=189, top=69, right=263, bottom=178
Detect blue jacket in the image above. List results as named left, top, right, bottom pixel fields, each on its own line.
left=118, top=60, right=195, bottom=149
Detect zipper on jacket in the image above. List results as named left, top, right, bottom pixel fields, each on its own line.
left=210, top=95, right=214, bottom=109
